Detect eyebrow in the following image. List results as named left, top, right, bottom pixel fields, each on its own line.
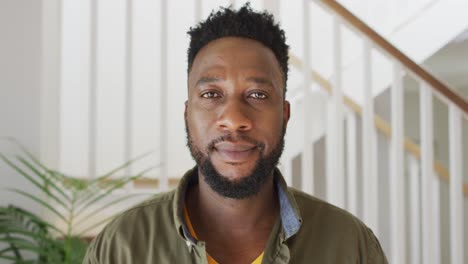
left=195, top=76, right=223, bottom=87
left=245, top=77, right=274, bottom=88
left=194, top=76, right=275, bottom=89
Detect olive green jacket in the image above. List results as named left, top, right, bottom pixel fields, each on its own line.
left=83, top=167, right=387, bottom=263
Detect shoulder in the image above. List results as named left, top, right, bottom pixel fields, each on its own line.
left=287, top=187, right=388, bottom=263
left=105, top=190, right=176, bottom=234
left=289, top=188, right=358, bottom=223
left=83, top=190, right=180, bottom=264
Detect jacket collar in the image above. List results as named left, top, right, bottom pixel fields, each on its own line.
left=274, top=168, right=302, bottom=240
left=173, top=167, right=302, bottom=243
left=173, top=167, right=198, bottom=244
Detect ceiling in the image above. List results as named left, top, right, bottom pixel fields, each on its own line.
left=422, top=28, right=468, bottom=99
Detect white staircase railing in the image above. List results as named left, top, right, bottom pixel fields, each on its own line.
left=40, top=0, right=467, bottom=263
left=281, top=1, right=467, bottom=264
left=289, top=49, right=467, bottom=264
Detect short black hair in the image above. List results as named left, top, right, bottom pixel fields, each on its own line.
left=187, top=3, right=289, bottom=93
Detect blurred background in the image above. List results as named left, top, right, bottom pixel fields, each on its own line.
left=0, top=0, right=467, bottom=263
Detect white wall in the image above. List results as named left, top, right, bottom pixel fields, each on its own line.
left=36, top=0, right=468, bottom=183
left=375, top=79, right=468, bottom=264
left=0, top=0, right=43, bottom=215
left=406, top=90, right=468, bottom=264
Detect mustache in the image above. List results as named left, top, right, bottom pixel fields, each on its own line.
left=207, top=134, right=265, bottom=153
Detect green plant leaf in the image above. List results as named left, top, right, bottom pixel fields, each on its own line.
left=0, top=236, right=38, bottom=247
left=1, top=138, right=55, bottom=175
left=0, top=205, right=66, bottom=263
left=0, top=247, right=22, bottom=258
left=6, top=189, right=67, bottom=223
left=76, top=151, right=155, bottom=201
left=1, top=227, right=45, bottom=238
left=0, top=237, right=47, bottom=255
left=1, top=138, right=157, bottom=264
left=92, top=150, right=154, bottom=183
left=0, top=233, right=22, bottom=259
left=0, top=206, right=62, bottom=249
left=1, top=229, right=59, bottom=246
left=74, top=167, right=153, bottom=216
left=0, top=247, right=59, bottom=263
left=0, top=154, right=70, bottom=211
left=63, top=237, right=88, bottom=264
left=0, top=255, right=29, bottom=262
left=1, top=137, right=66, bottom=187
left=17, top=156, right=71, bottom=203
left=0, top=206, right=66, bottom=237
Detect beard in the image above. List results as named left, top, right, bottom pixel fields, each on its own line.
left=185, top=119, right=286, bottom=199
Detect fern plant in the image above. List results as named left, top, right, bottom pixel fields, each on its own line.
left=0, top=139, right=154, bottom=263
left=0, top=205, right=67, bottom=263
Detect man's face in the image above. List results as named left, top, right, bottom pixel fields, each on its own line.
left=185, top=37, right=290, bottom=199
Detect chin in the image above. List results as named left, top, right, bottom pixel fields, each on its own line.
left=214, top=162, right=257, bottom=180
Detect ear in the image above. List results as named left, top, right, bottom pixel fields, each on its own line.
left=283, top=100, right=290, bottom=125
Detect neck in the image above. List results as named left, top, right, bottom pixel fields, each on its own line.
left=186, top=169, right=279, bottom=233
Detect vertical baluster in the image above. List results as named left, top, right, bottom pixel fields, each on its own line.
left=89, top=0, right=98, bottom=179
left=41, top=0, right=62, bottom=171
left=409, top=155, right=421, bottom=264
left=326, top=17, right=344, bottom=207
left=432, top=161, right=441, bottom=264
left=41, top=0, right=62, bottom=222
left=346, top=111, right=357, bottom=215
left=362, top=39, right=378, bottom=234
left=420, top=82, right=438, bottom=264
left=432, top=96, right=441, bottom=264
left=194, top=0, right=201, bottom=22
left=390, top=62, right=406, bottom=263
left=449, top=104, right=463, bottom=264
left=124, top=0, right=133, bottom=188
left=301, top=0, right=314, bottom=195
left=159, top=0, right=169, bottom=191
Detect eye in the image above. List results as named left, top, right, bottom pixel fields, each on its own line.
left=248, top=91, right=268, bottom=100
left=201, top=91, right=221, bottom=98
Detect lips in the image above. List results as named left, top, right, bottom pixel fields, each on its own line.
left=214, top=142, right=257, bottom=163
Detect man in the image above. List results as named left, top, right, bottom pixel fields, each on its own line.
left=83, top=4, right=387, bottom=264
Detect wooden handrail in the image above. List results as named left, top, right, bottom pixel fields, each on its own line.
left=315, top=0, right=468, bottom=114
left=132, top=1, right=468, bottom=195
left=133, top=177, right=179, bottom=188
left=289, top=54, right=468, bottom=197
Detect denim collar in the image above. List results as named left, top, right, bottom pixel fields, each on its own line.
left=275, top=172, right=302, bottom=240
left=175, top=167, right=302, bottom=243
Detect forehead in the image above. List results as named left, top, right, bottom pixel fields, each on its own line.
left=188, top=37, right=283, bottom=87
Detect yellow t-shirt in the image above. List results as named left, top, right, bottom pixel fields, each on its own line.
left=183, top=206, right=264, bottom=264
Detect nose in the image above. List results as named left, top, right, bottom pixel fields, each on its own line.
left=216, top=99, right=253, bottom=133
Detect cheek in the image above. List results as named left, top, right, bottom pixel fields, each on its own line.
left=187, top=109, right=214, bottom=144
left=256, top=111, right=285, bottom=142
left=189, top=111, right=210, bottom=131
